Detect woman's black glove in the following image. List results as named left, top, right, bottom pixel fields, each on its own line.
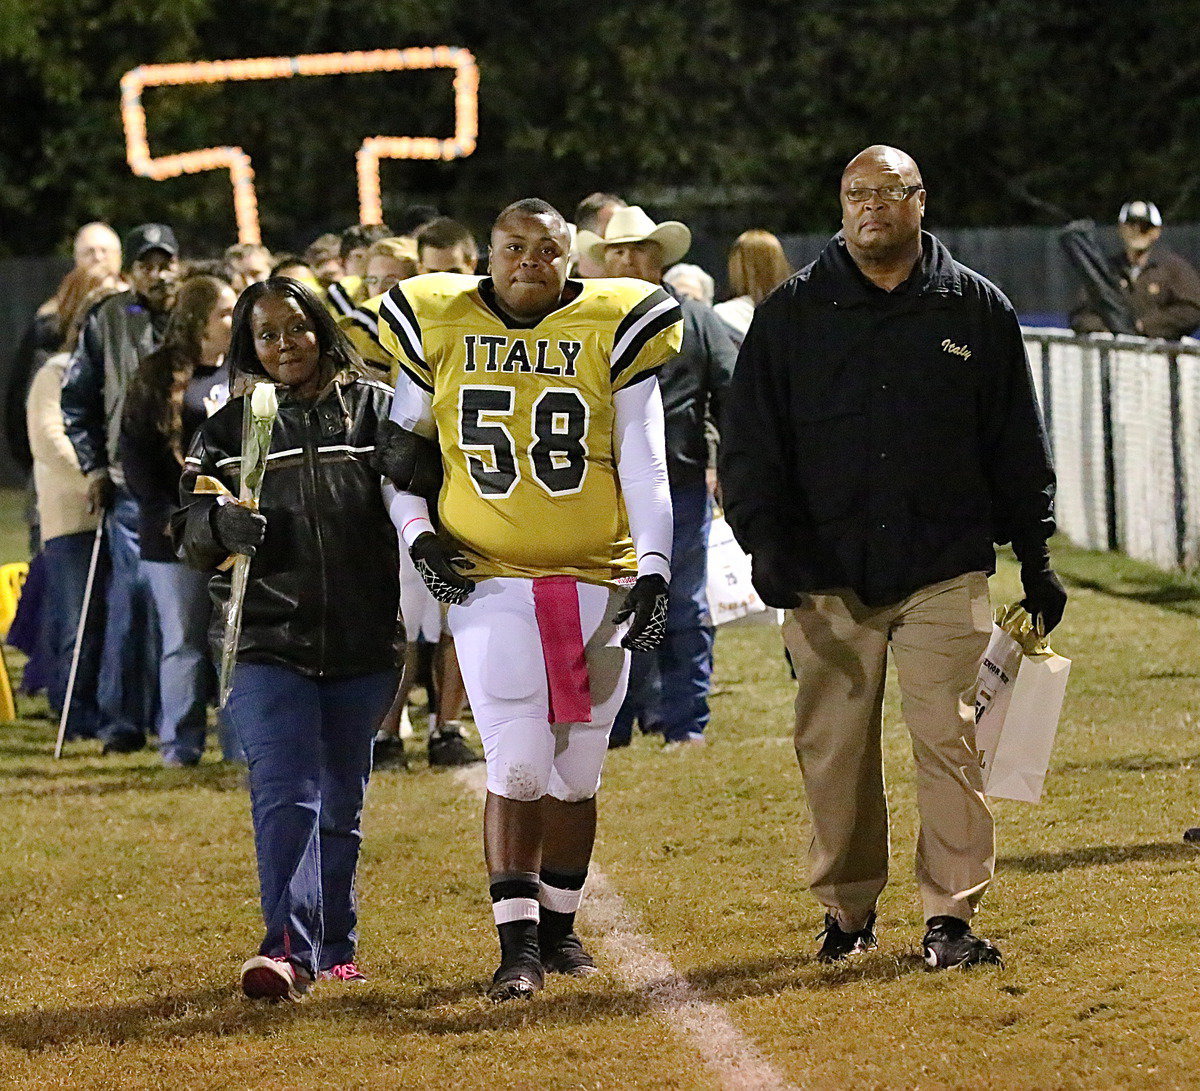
left=213, top=502, right=267, bottom=557
left=410, top=531, right=475, bottom=604
left=613, top=574, right=669, bottom=652
left=1020, top=566, right=1067, bottom=634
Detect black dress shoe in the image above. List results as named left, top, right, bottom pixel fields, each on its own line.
left=921, top=915, right=1003, bottom=969
left=816, top=911, right=877, bottom=963
left=101, top=733, right=145, bottom=755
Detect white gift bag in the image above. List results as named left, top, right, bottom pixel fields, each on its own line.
left=706, top=513, right=771, bottom=626
left=974, top=604, right=1071, bottom=803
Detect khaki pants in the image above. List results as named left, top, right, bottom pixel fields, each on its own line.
left=780, top=572, right=994, bottom=930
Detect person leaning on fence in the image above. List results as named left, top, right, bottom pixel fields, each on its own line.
left=720, top=144, right=1067, bottom=970
left=1068, top=200, right=1200, bottom=341
left=175, top=277, right=400, bottom=999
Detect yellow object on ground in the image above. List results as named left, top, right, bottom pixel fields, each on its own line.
left=0, top=561, right=26, bottom=721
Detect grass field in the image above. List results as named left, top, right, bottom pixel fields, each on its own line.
left=1, top=493, right=1199, bottom=1089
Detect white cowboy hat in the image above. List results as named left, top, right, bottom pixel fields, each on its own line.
left=576, top=205, right=692, bottom=268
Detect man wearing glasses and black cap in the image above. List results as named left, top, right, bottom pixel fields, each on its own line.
left=62, top=222, right=181, bottom=754
left=1069, top=200, right=1200, bottom=341
left=721, top=145, right=1064, bottom=971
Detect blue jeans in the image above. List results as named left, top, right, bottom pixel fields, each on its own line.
left=41, top=531, right=109, bottom=739
left=224, top=663, right=397, bottom=976
left=142, top=560, right=240, bottom=764
left=97, top=487, right=159, bottom=745
left=613, top=481, right=715, bottom=744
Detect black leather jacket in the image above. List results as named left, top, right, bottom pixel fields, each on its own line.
left=62, top=290, right=169, bottom=481
left=176, top=373, right=400, bottom=677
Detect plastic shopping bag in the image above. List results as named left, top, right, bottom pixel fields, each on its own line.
left=706, top=513, right=770, bottom=626
left=974, top=604, right=1071, bottom=803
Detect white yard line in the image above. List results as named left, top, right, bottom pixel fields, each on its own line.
left=455, top=767, right=795, bottom=1091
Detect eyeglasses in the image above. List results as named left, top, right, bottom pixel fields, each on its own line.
left=844, top=184, right=923, bottom=203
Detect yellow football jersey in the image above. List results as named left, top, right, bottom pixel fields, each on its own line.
left=378, top=273, right=683, bottom=584
left=336, top=294, right=399, bottom=383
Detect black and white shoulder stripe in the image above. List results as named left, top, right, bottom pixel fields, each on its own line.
left=378, top=287, right=431, bottom=392
left=610, top=287, right=682, bottom=384
left=326, top=280, right=357, bottom=318
left=347, top=304, right=381, bottom=345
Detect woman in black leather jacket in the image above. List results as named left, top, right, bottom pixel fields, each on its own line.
left=176, top=277, right=399, bottom=1000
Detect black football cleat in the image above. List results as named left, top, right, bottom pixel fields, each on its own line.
left=487, top=954, right=544, bottom=1002
left=428, top=725, right=482, bottom=767
left=1183, top=827, right=1200, bottom=846
left=921, top=915, right=1003, bottom=970
left=372, top=733, right=409, bottom=770
left=541, top=932, right=599, bottom=977
left=816, top=911, right=877, bottom=963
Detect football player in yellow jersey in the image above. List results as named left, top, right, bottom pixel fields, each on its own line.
left=375, top=198, right=682, bottom=1001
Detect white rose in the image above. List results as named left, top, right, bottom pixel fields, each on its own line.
left=250, top=381, right=279, bottom=420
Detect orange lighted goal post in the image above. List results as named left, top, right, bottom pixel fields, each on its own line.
left=120, top=48, right=479, bottom=244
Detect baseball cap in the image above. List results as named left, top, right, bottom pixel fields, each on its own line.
left=1118, top=200, right=1162, bottom=228
left=124, top=223, right=180, bottom=262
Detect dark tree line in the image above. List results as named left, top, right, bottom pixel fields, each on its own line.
left=3, top=0, right=1199, bottom=257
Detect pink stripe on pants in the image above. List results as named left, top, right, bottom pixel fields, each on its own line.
left=532, top=576, right=592, bottom=724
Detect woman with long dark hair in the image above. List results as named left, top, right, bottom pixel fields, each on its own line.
left=121, top=274, right=237, bottom=766
left=175, top=278, right=400, bottom=999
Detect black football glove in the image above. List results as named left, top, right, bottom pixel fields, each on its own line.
left=410, top=531, right=475, bottom=604
left=1020, top=566, right=1067, bottom=635
left=613, top=574, right=669, bottom=652
left=212, top=502, right=267, bottom=557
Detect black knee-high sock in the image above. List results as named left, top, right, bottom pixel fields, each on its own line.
left=490, top=872, right=541, bottom=963
left=538, top=867, right=587, bottom=949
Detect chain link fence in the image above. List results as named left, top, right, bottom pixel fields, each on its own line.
left=1026, top=328, right=1200, bottom=570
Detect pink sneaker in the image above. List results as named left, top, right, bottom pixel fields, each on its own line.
left=319, top=962, right=367, bottom=983
left=240, top=955, right=311, bottom=1001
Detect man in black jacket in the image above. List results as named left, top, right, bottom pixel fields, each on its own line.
left=720, top=145, right=1066, bottom=969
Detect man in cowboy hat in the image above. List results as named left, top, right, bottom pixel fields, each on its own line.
left=578, top=207, right=737, bottom=749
